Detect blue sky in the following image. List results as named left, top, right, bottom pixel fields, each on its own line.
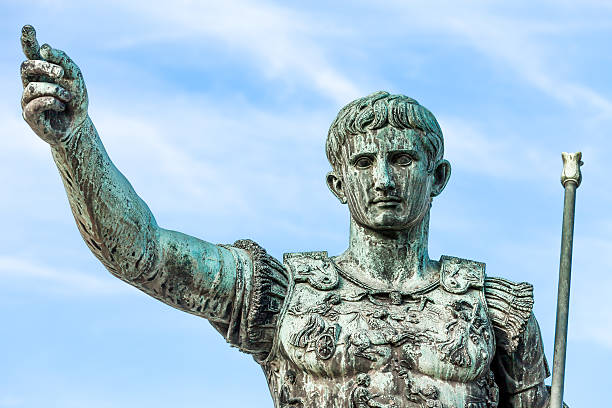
left=1, top=1, right=611, bottom=407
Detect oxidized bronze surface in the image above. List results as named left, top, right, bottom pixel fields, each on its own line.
left=19, top=25, right=565, bottom=408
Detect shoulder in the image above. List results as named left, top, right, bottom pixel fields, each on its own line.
left=282, top=251, right=339, bottom=290
left=230, top=239, right=290, bottom=359
left=439, top=255, right=534, bottom=353
left=484, top=274, right=534, bottom=353
left=439, top=255, right=485, bottom=293
left=232, top=239, right=289, bottom=303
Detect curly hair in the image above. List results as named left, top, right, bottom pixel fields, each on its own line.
left=326, top=91, right=444, bottom=172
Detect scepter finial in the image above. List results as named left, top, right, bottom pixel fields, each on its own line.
left=561, top=152, right=583, bottom=187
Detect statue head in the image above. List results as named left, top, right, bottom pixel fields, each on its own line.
left=326, top=91, right=451, bottom=232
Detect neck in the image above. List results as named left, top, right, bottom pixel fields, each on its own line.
left=338, top=212, right=433, bottom=291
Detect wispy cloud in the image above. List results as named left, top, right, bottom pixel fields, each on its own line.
left=93, top=109, right=251, bottom=215
left=440, top=116, right=557, bottom=181
left=447, top=17, right=612, bottom=117
left=388, top=1, right=612, bottom=118
left=102, top=0, right=362, bottom=104
left=0, top=255, right=129, bottom=296
left=91, top=94, right=332, bottom=218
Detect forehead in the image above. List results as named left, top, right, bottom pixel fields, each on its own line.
left=343, top=127, right=423, bottom=156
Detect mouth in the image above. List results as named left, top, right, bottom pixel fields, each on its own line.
left=371, top=196, right=402, bottom=204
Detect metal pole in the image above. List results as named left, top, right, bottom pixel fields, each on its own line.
left=550, top=152, right=582, bottom=408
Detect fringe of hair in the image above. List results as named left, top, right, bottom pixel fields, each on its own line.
left=326, top=91, right=444, bottom=172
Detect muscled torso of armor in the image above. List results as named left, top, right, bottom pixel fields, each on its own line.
left=258, top=251, right=532, bottom=408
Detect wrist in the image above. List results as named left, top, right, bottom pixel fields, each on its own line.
left=53, top=115, right=91, bottom=150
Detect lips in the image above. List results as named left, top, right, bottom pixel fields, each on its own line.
left=372, top=196, right=402, bottom=204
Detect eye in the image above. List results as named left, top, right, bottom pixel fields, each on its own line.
left=354, top=156, right=373, bottom=169
left=392, top=153, right=413, bottom=166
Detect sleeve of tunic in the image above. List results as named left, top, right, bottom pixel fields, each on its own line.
left=126, top=234, right=288, bottom=363
left=210, top=239, right=289, bottom=362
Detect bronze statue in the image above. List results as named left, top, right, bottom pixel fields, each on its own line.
left=20, top=25, right=568, bottom=407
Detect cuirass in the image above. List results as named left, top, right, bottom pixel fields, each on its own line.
left=262, top=252, right=499, bottom=408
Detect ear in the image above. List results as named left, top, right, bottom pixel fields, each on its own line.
left=326, top=171, right=347, bottom=204
left=431, top=159, right=451, bottom=197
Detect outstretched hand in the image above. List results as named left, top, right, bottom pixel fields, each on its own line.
left=20, top=25, right=88, bottom=145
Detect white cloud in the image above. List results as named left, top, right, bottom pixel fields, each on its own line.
left=90, top=94, right=332, bottom=219
left=11, top=0, right=612, bottom=116
left=103, top=0, right=362, bottom=104
left=440, top=116, right=558, bottom=181
left=388, top=1, right=612, bottom=118
left=93, top=109, right=251, bottom=215
left=0, top=255, right=129, bottom=296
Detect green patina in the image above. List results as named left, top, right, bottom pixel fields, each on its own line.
left=20, top=25, right=571, bottom=408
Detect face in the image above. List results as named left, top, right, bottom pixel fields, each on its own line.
left=327, top=127, right=449, bottom=231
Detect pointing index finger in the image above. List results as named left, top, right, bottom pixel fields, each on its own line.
left=21, top=25, right=42, bottom=60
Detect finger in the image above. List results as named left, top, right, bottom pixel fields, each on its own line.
left=23, top=96, right=65, bottom=127
left=23, top=97, right=66, bottom=143
left=21, top=25, right=42, bottom=60
left=22, top=82, right=71, bottom=109
left=40, top=44, right=80, bottom=79
left=21, top=60, right=64, bottom=86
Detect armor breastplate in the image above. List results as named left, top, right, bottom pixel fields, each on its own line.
left=262, top=252, right=499, bottom=408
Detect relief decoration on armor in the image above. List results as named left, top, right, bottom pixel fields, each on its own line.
left=287, top=284, right=491, bottom=371
left=284, top=252, right=339, bottom=291
left=436, top=300, right=491, bottom=368
left=440, top=256, right=485, bottom=294
left=468, top=371, right=499, bottom=408
left=349, top=373, right=397, bottom=408
left=289, top=313, right=341, bottom=361
left=278, top=253, right=498, bottom=407
left=346, top=305, right=437, bottom=362
left=279, top=370, right=303, bottom=408
left=393, top=358, right=446, bottom=408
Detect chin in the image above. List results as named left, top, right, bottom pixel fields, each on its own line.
left=358, top=215, right=414, bottom=231
left=357, top=209, right=428, bottom=232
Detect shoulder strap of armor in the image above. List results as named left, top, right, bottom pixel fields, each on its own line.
left=283, top=251, right=339, bottom=291
left=439, top=255, right=485, bottom=294
left=484, top=276, right=534, bottom=353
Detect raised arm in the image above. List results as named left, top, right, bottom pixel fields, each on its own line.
left=19, top=26, right=288, bottom=359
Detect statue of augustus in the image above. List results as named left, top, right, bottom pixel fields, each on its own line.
left=20, top=25, right=564, bottom=408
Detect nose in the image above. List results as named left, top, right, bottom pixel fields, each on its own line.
left=374, top=159, right=396, bottom=193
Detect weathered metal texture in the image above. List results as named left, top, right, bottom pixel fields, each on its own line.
left=21, top=25, right=565, bottom=408
left=270, top=252, right=498, bottom=407
left=550, top=153, right=582, bottom=408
